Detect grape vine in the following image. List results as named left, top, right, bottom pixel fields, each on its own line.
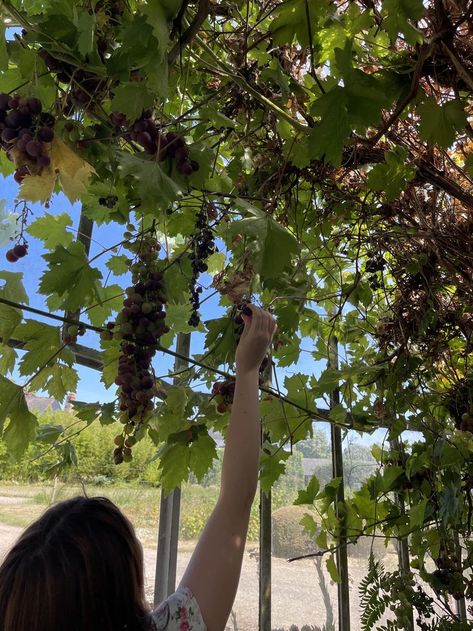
left=0, top=0, right=472, bottom=623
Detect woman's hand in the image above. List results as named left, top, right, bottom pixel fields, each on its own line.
left=235, top=305, right=277, bottom=374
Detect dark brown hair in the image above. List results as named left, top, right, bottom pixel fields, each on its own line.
left=0, top=496, right=151, bottom=631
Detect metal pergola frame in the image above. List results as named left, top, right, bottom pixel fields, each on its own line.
left=2, top=205, right=469, bottom=630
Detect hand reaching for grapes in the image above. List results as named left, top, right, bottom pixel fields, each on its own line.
left=235, top=305, right=276, bottom=374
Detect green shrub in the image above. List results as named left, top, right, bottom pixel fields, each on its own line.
left=271, top=505, right=318, bottom=558
left=0, top=410, right=161, bottom=484
left=179, top=484, right=259, bottom=541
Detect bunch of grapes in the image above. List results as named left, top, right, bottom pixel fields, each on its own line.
left=187, top=207, right=216, bottom=327
left=101, top=235, right=169, bottom=464
left=111, top=110, right=200, bottom=175
left=212, top=378, right=236, bottom=413
left=39, top=49, right=108, bottom=114
left=98, top=195, right=118, bottom=208
left=0, top=93, right=55, bottom=183
left=5, top=242, right=28, bottom=263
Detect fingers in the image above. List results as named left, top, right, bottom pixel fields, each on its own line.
left=241, top=304, right=276, bottom=337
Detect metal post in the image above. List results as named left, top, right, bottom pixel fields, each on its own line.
left=259, top=471, right=272, bottom=631
left=454, top=533, right=467, bottom=621
left=154, top=333, right=190, bottom=606
left=259, top=355, right=273, bottom=631
left=391, top=436, right=414, bottom=631
left=329, top=335, right=350, bottom=631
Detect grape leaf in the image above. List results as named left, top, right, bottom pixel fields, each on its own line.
left=36, top=423, right=64, bottom=444
left=19, top=168, right=56, bottom=203
left=166, top=302, right=198, bottom=334
left=294, top=475, right=320, bottom=505
left=0, top=345, right=16, bottom=375
left=231, top=202, right=298, bottom=279
left=27, top=212, right=74, bottom=250
left=106, top=255, right=130, bottom=276
left=0, top=272, right=28, bottom=340
left=300, top=513, right=318, bottom=537
left=158, top=386, right=189, bottom=441
left=118, top=152, right=183, bottom=210
left=206, top=251, right=226, bottom=274
left=326, top=555, right=341, bottom=583
left=51, top=138, right=96, bottom=202
left=418, top=98, right=468, bottom=149
left=19, top=139, right=96, bottom=204
left=111, top=83, right=155, bottom=121
left=189, top=431, right=217, bottom=480
left=86, top=284, right=124, bottom=327
left=368, top=147, right=416, bottom=201
left=382, top=0, right=424, bottom=44
left=270, top=0, right=327, bottom=46
left=142, top=1, right=170, bottom=56
left=158, top=441, right=190, bottom=493
left=259, top=448, right=290, bottom=494
left=0, top=23, right=8, bottom=71
left=309, top=87, right=350, bottom=166
left=0, top=375, right=37, bottom=458
left=76, top=11, right=96, bottom=56
left=16, top=319, right=74, bottom=376
left=28, top=363, right=78, bottom=401
left=100, top=339, right=121, bottom=388
left=40, top=241, right=103, bottom=311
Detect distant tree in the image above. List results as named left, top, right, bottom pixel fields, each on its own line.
left=295, top=427, right=331, bottom=459
left=343, top=441, right=377, bottom=491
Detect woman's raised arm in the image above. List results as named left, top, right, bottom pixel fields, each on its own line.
left=178, top=305, right=276, bottom=631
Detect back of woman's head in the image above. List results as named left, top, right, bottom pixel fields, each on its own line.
left=0, top=496, right=149, bottom=631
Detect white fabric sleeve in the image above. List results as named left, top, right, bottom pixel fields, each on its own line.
left=149, top=586, right=206, bottom=631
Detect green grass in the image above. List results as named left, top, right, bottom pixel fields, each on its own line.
left=0, top=480, right=252, bottom=546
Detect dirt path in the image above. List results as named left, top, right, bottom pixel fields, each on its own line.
left=0, top=520, right=368, bottom=630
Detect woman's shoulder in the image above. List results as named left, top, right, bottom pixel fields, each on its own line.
left=149, top=586, right=206, bottom=631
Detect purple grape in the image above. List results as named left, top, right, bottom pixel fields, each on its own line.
left=37, top=127, right=54, bottom=142
left=13, top=243, right=28, bottom=258
left=7, top=95, right=20, bottom=109
left=4, top=111, right=22, bottom=128
left=16, top=138, right=28, bottom=152
left=175, top=146, right=189, bottom=162
left=0, top=94, right=10, bottom=110
left=13, top=165, right=29, bottom=183
left=40, top=112, right=55, bottom=127
left=37, top=154, right=51, bottom=167
left=133, top=119, right=149, bottom=133
left=177, top=161, right=193, bottom=176
left=26, top=140, right=42, bottom=157
left=1, top=128, right=18, bottom=142
left=26, top=97, right=42, bottom=115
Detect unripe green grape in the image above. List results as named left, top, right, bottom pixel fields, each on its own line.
left=125, top=435, right=136, bottom=447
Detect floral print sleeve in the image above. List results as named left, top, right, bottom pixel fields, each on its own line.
left=149, top=587, right=206, bottom=631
